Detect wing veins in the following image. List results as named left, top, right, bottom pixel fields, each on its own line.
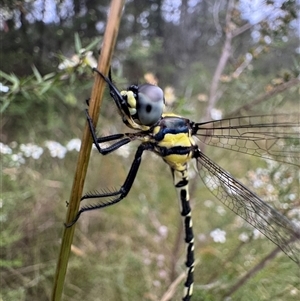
left=197, top=151, right=300, bottom=264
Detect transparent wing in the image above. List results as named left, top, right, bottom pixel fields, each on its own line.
left=193, top=114, right=300, bottom=166
left=196, top=151, right=300, bottom=265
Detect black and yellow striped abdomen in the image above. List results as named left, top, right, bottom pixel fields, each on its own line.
left=147, top=113, right=196, bottom=300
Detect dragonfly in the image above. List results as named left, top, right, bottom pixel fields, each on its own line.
left=66, top=68, right=300, bottom=301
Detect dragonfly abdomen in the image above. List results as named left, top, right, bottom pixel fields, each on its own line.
left=172, top=168, right=195, bottom=301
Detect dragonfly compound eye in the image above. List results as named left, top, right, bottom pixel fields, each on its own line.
left=135, top=84, right=165, bottom=126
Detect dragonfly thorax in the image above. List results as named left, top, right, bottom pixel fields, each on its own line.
left=151, top=114, right=196, bottom=171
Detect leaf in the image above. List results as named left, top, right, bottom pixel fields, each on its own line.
left=43, top=72, right=56, bottom=81
left=21, top=89, right=31, bottom=100
left=40, top=81, right=53, bottom=95
left=74, top=32, right=82, bottom=54
left=0, top=98, right=11, bottom=113
left=0, top=70, right=20, bottom=85
left=32, top=65, right=43, bottom=83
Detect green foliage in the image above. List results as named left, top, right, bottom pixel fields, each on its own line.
left=0, top=34, right=101, bottom=141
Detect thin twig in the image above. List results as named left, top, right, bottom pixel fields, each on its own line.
left=205, top=0, right=234, bottom=121
left=205, top=0, right=256, bottom=121
left=50, top=1, right=125, bottom=301
left=224, top=246, right=282, bottom=298
left=227, top=78, right=300, bottom=117
left=160, top=271, right=187, bottom=301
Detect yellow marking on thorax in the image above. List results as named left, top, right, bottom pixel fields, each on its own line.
left=152, top=125, right=161, bottom=135
left=158, top=133, right=192, bottom=148
left=162, top=112, right=181, bottom=118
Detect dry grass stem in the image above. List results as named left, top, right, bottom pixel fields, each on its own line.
left=51, top=1, right=125, bottom=301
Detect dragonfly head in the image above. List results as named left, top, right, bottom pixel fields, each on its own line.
left=93, top=68, right=165, bottom=130
left=121, top=83, right=165, bottom=128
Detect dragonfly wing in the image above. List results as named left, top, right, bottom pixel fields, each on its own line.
left=196, top=151, right=300, bottom=265
left=194, top=114, right=300, bottom=166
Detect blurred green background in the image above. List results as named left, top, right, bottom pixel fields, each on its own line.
left=1, top=1, right=299, bottom=301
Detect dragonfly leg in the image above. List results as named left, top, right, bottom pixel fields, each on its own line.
left=85, top=109, right=131, bottom=155
left=65, top=143, right=152, bottom=227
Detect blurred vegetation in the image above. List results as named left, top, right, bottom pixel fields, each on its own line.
left=1, top=1, right=300, bottom=301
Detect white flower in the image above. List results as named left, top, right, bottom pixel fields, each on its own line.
left=158, top=225, right=168, bottom=239
left=210, top=228, right=226, bottom=243
left=216, top=205, right=226, bottom=216
left=239, top=232, right=249, bottom=242
left=0, top=142, right=12, bottom=154
left=66, top=138, right=81, bottom=152
left=158, top=269, right=167, bottom=278
left=288, top=193, right=296, bottom=201
left=11, top=153, right=25, bottom=165
left=45, top=141, right=67, bottom=159
left=0, top=83, right=9, bottom=92
left=253, top=229, right=263, bottom=240
left=157, top=254, right=165, bottom=267
left=197, top=233, right=207, bottom=242
left=204, top=199, right=214, bottom=208
left=83, top=51, right=97, bottom=68
left=58, top=55, right=80, bottom=70
left=210, top=108, right=223, bottom=120
left=20, top=143, right=43, bottom=159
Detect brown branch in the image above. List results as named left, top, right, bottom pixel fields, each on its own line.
left=205, top=0, right=255, bottom=121
left=205, top=0, right=234, bottom=121
left=160, top=272, right=187, bottom=301
left=231, top=22, right=253, bottom=38
left=50, top=1, right=125, bottom=301
left=227, top=78, right=300, bottom=118
left=223, top=246, right=282, bottom=298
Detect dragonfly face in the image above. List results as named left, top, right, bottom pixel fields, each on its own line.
left=121, top=83, right=165, bottom=127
